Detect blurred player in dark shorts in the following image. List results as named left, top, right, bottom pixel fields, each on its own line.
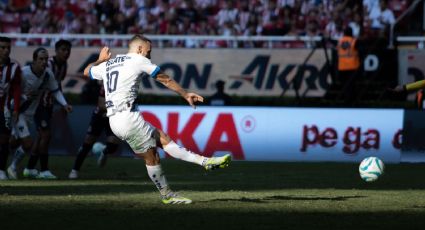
left=68, top=85, right=120, bottom=179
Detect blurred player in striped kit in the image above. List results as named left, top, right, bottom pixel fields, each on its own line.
left=32, top=40, right=72, bottom=178
left=7, top=47, right=72, bottom=179
left=8, top=40, right=72, bottom=179
left=0, top=36, right=22, bottom=180
left=68, top=84, right=121, bottom=179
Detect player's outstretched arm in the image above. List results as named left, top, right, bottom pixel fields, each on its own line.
left=83, top=46, right=111, bottom=77
left=52, top=90, right=73, bottom=113
left=155, top=73, right=204, bottom=109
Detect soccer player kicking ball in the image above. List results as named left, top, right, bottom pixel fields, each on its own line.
left=83, top=35, right=231, bottom=204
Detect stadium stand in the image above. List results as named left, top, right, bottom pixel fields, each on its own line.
left=0, top=0, right=420, bottom=108
left=0, top=0, right=413, bottom=48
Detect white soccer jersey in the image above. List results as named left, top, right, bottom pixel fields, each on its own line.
left=89, top=53, right=160, bottom=116
left=20, top=65, right=59, bottom=115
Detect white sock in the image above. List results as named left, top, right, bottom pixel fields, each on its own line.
left=10, top=146, right=25, bottom=170
left=163, top=141, right=205, bottom=166
left=146, top=164, right=171, bottom=196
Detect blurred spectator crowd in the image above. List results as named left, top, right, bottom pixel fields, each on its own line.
left=0, top=0, right=411, bottom=48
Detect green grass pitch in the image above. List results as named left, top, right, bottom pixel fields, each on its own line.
left=1, top=156, right=425, bottom=230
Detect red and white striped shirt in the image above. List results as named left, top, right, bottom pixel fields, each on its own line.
left=0, top=58, right=22, bottom=113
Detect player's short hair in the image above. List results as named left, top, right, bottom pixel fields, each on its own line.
left=0, top=36, right=11, bottom=43
left=55, top=39, right=72, bottom=50
left=33, top=47, right=48, bottom=60
left=130, top=34, right=151, bottom=45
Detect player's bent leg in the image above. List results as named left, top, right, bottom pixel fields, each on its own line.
left=164, top=140, right=232, bottom=171
left=158, top=129, right=204, bottom=165
left=158, top=130, right=231, bottom=170
left=110, top=110, right=191, bottom=203
left=137, top=148, right=192, bottom=204
left=162, top=140, right=205, bottom=165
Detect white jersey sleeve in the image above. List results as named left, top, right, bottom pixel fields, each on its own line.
left=133, top=56, right=160, bottom=78
left=89, top=62, right=107, bottom=81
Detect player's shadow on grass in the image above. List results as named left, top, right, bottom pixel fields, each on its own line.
left=0, top=184, right=155, bottom=196
left=202, top=195, right=366, bottom=203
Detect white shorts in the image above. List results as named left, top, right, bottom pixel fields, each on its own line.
left=108, top=110, right=157, bottom=153
left=11, top=113, right=32, bottom=139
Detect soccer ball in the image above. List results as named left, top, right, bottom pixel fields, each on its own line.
left=92, top=142, right=106, bottom=156
left=359, top=156, right=385, bottom=182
